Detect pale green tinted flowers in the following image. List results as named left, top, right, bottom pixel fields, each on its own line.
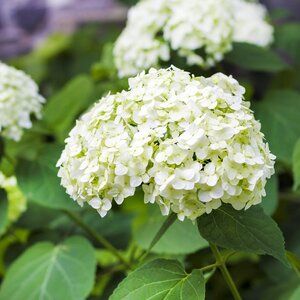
left=114, top=0, right=273, bottom=77
left=0, top=172, right=26, bottom=223
left=231, top=0, right=273, bottom=47
left=57, top=67, right=275, bottom=221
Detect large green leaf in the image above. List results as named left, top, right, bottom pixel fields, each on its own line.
left=293, top=139, right=300, bottom=190
left=134, top=206, right=208, bottom=254
left=0, top=190, right=8, bottom=236
left=110, top=259, right=205, bottom=300
left=261, top=175, right=278, bottom=215
left=254, top=90, right=300, bottom=163
left=43, top=75, right=94, bottom=141
left=225, top=42, right=288, bottom=72
left=0, top=236, right=96, bottom=300
left=16, top=144, right=78, bottom=210
left=197, top=204, right=287, bottom=264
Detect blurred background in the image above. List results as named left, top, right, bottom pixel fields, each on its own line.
left=0, top=0, right=300, bottom=59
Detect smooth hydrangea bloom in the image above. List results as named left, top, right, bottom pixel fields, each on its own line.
left=57, top=67, right=275, bottom=221
left=114, top=0, right=233, bottom=77
left=114, top=0, right=273, bottom=77
left=0, top=62, right=45, bottom=141
left=231, top=0, right=274, bottom=47
left=0, top=172, right=26, bottom=223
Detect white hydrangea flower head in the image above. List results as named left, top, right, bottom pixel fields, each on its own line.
left=114, top=0, right=273, bottom=77
left=0, top=172, right=27, bottom=222
left=231, top=0, right=274, bottom=47
left=57, top=67, right=275, bottom=221
left=0, top=62, right=45, bottom=141
left=114, top=0, right=233, bottom=77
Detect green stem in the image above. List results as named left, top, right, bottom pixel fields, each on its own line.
left=199, top=263, right=219, bottom=272
left=210, top=243, right=242, bottom=300
left=64, top=210, right=131, bottom=269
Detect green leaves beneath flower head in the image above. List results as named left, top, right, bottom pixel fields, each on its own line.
left=134, top=206, right=208, bottom=255
left=16, top=144, right=78, bottom=211
left=0, top=236, right=96, bottom=300
left=197, top=204, right=287, bottom=265
left=110, top=259, right=205, bottom=300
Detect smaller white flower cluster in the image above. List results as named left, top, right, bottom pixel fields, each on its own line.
left=57, top=67, right=275, bottom=221
left=0, top=62, right=45, bottom=141
left=114, top=0, right=273, bottom=77
left=231, top=0, right=273, bottom=47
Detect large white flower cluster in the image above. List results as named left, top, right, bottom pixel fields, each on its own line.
left=0, top=62, right=45, bottom=141
left=57, top=67, right=275, bottom=221
left=114, top=0, right=273, bottom=77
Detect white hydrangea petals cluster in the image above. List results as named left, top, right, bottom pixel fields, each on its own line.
left=231, top=0, right=274, bottom=47
left=0, top=62, right=45, bottom=141
left=114, top=0, right=170, bottom=78
left=57, top=67, right=275, bottom=221
left=114, top=0, right=273, bottom=77
left=114, top=0, right=233, bottom=77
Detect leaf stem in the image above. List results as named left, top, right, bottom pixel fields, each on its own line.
left=64, top=210, right=132, bottom=269
left=199, top=263, right=219, bottom=272
left=210, top=243, right=242, bottom=300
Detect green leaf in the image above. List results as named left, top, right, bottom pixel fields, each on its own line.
left=197, top=204, right=287, bottom=264
left=0, top=137, right=4, bottom=163
left=225, top=42, right=288, bottom=72
left=261, top=175, right=278, bottom=215
left=0, top=190, right=8, bottom=236
left=134, top=206, right=208, bottom=255
left=291, top=286, right=300, bottom=300
left=286, top=251, right=300, bottom=278
left=110, top=259, right=205, bottom=300
left=43, top=75, right=94, bottom=141
left=146, top=212, right=177, bottom=254
left=16, top=144, right=78, bottom=210
left=275, top=23, right=300, bottom=65
left=0, top=236, right=96, bottom=300
left=293, top=140, right=300, bottom=190
left=254, top=90, right=300, bottom=163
